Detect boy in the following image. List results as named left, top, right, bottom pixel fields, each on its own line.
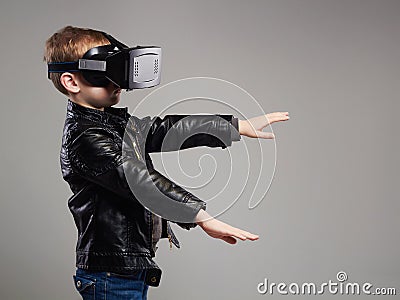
left=44, top=26, right=289, bottom=300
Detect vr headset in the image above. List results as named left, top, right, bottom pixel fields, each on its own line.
left=47, top=32, right=161, bottom=90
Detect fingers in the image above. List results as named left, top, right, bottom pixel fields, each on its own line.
left=266, top=112, right=290, bottom=124
left=269, top=111, right=289, bottom=116
left=253, top=112, right=289, bottom=139
left=239, top=230, right=259, bottom=241
left=205, top=219, right=259, bottom=244
left=228, top=227, right=259, bottom=242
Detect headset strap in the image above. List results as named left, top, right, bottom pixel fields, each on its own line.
left=47, top=60, right=106, bottom=79
left=47, top=62, right=79, bottom=79
left=101, top=31, right=129, bottom=49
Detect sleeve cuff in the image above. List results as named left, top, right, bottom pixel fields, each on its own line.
left=230, top=117, right=241, bottom=141
left=176, top=196, right=207, bottom=230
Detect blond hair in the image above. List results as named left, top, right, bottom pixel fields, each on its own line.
left=43, top=25, right=110, bottom=95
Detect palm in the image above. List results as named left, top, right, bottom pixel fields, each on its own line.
left=241, top=111, right=289, bottom=139
left=200, top=218, right=259, bottom=244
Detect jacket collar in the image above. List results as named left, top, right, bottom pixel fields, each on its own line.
left=67, top=99, right=130, bottom=123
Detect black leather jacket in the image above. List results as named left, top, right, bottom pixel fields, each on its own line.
left=61, top=99, right=240, bottom=285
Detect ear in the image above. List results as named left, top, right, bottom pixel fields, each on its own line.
left=60, top=72, right=80, bottom=94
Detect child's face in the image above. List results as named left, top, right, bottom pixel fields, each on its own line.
left=74, top=73, right=122, bottom=109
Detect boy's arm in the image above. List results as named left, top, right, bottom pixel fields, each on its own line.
left=70, top=127, right=206, bottom=229
left=136, top=114, right=241, bottom=153
left=142, top=111, right=290, bottom=152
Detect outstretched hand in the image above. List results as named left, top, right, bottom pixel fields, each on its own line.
left=239, top=111, right=290, bottom=139
left=195, top=209, right=259, bottom=244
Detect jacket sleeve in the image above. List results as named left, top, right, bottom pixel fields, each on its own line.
left=139, top=114, right=241, bottom=153
left=69, top=127, right=206, bottom=230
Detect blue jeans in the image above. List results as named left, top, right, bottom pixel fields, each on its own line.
left=73, top=268, right=149, bottom=300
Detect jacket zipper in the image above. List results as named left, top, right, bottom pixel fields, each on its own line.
left=149, top=211, right=155, bottom=257
left=167, top=221, right=173, bottom=250
left=168, top=233, right=172, bottom=250
left=132, top=129, right=171, bottom=252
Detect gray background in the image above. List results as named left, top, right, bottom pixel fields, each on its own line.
left=0, top=0, right=399, bottom=299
